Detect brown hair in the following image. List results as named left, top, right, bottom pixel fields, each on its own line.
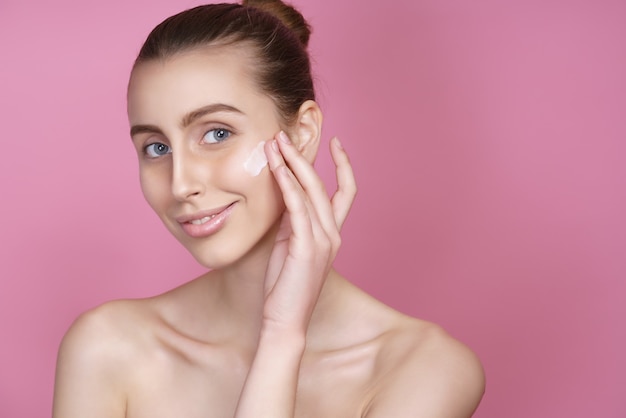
left=133, top=1, right=314, bottom=125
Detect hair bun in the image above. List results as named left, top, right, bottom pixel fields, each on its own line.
left=243, top=0, right=311, bottom=47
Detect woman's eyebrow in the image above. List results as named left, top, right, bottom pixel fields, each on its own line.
left=130, top=124, right=162, bottom=138
left=130, top=103, right=244, bottom=139
left=180, top=103, right=244, bottom=129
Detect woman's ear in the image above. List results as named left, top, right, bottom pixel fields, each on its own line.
left=292, top=100, right=323, bottom=163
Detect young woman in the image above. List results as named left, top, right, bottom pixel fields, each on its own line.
left=53, top=1, right=485, bottom=417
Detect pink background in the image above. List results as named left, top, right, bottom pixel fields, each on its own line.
left=1, top=0, right=624, bottom=416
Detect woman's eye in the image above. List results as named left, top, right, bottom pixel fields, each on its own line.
left=202, top=128, right=231, bottom=144
left=144, top=142, right=171, bottom=158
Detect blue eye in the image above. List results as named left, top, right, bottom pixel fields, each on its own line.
left=145, top=142, right=171, bottom=158
left=203, top=128, right=231, bottom=144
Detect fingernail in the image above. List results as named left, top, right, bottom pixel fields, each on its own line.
left=271, top=139, right=279, bottom=152
left=333, top=136, right=343, bottom=149
left=279, top=131, right=292, bottom=145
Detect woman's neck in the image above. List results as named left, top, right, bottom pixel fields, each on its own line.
left=201, top=222, right=349, bottom=350
left=205, top=221, right=280, bottom=341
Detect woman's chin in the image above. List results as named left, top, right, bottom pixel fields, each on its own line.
left=186, top=246, right=241, bottom=270
left=183, top=239, right=262, bottom=271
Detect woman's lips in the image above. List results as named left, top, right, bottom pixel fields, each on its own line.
left=177, top=203, right=235, bottom=238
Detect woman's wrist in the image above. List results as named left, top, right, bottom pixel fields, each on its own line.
left=259, top=320, right=307, bottom=355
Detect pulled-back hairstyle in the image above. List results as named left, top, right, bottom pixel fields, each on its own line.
left=133, top=0, right=314, bottom=125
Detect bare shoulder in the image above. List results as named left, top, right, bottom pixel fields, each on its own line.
left=53, top=299, right=153, bottom=417
left=367, top=318, right=485, bottom=418
left=57, top=299, right=150, bottom=360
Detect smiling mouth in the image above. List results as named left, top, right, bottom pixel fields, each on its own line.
left=176, top=203, right=236, bottom=239
left=177, top=202, right=235, bottom=225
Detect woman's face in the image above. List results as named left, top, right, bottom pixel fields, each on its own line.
left=127, top=46, right=285, bottom=269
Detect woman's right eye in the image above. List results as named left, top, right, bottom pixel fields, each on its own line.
left=144, top=143, right=171, bottom=158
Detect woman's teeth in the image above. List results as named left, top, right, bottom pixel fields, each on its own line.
left=190, top=215, right=216, bottom=225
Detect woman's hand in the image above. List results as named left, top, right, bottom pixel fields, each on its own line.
left=234, top=132, right=355, bottom=418
left=262, top=131, right=356, bottom=334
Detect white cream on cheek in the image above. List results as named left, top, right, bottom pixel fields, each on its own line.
left=243, top=140, right=268, bottom=176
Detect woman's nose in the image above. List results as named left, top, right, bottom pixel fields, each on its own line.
left=171, top=148, right=206, bottom=201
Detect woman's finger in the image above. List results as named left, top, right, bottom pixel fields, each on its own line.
left=274, top=132, right=339, bottom=241
left=265, top=140, right=322, bottom=258
left=329, top=136, right=357, bottom=230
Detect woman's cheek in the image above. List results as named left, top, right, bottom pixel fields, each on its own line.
left=220, top=140, right=269, bottom=182
left=225, top=140, right=282, bottom=210
left=139, top=166, right=172, bottom=214
left=242, top=140, right=268, bottom=177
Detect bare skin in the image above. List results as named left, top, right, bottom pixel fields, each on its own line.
left=53, top=46, right=484, bottom=418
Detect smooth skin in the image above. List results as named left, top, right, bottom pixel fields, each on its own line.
left=53, top=45, right=485, bottom=418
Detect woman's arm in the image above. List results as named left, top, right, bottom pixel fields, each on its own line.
left=234, top=132, right=356, bottom=418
